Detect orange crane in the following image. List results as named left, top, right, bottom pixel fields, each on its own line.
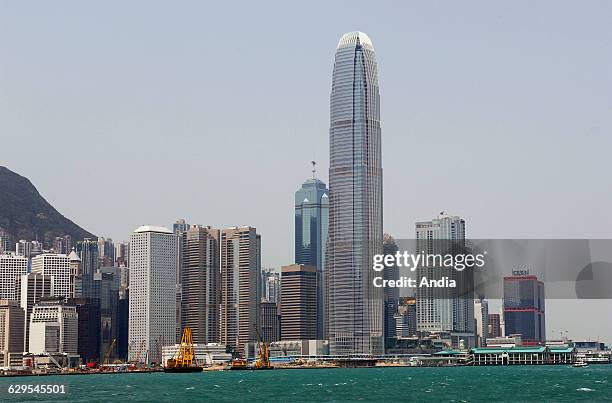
left=163, top=327, right=203, bottom=373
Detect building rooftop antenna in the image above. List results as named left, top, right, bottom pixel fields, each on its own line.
left=311, top=160, right=317, bottom=179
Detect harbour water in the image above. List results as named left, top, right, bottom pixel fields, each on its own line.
left=1, top=365, right=610, bottom=402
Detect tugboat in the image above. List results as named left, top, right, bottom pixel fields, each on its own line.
left=164, top=327, right=203, bottom=373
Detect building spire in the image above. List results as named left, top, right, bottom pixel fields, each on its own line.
left=311, top=160, right=317, bottom=179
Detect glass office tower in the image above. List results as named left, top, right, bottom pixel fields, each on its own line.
left=503, top=272, right=546, bottom=344
left=326, top=31, right=383, bottom=355
left=295, top=174, right=329, bottom=339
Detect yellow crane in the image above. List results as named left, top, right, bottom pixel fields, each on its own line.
left=163, top=327, right=203, bottom=373
left=253, top=326, right=273, bottom=370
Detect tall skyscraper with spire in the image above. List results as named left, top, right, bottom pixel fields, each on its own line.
left=326, top=31, right=383, bottom=355
left=295, top=161, right=329, bottom=339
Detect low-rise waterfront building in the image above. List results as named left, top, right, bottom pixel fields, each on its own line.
left=266, top=339, right=329, bottom=359
left=471, top=345, right=575, bottom=365
left=486, top=335, right=523, bottom=348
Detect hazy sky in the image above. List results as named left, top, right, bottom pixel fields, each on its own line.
left=2, top=2, right=611, bottom=341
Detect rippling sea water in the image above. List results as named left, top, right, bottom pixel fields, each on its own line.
left=0, top=365, right=610, bottom=402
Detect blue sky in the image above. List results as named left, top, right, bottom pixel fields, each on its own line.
left=1, top=1, right=611, bottom=340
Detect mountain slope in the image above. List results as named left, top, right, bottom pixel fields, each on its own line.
left=0, top=166, right=95, bottom=247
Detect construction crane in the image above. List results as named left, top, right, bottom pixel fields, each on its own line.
left=102, top=339, right=117, bottom=366
left=131, top=339, right=147, bottom=369
left=253, top=325, right=273, bottom=370
left=163, top=327, right=203, bottom=372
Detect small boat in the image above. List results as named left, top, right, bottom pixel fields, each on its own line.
left=572, top=361, right=589, bottom=368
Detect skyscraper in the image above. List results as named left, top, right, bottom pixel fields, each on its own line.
left=114, top=241, right=130, bottom=267
left=16, top=240, right=42, bottom=260
left=474, top=298, right=489, bottom=347
left=0, top=300, right=25, bottom=367
left=295, top=164, right=329, bottom=339
left=128, top=226, right=177, bottom=364
left=17, top=273, right=53, bottom=352
left=180, top=226, right=220, bottom=345
left=29, top=297, right=78, bottom=355
left=173, top=219, right=190, bottom=235
left=326, top=31, right=383, bottom=356
left=488, top=313, right=502, bottom=338
left=259, top=301, right=280, bottom=343
left=261, top=269, right=280, bottom=304
left=94, top=267, right=121, bottom=361
left=295, top=164, right=329, bottom=270
left=395, top=297, right=417, bottom=338
left=383, top=234, right=399, bottom=345
left=31, top=253, right=71, bottom=298
left=0, top=253, right=28, bottom=301
left=0, top=229, right=10, bottom=254
left=67, top=297, right=101, bottom=364
left=280, top=264, right=318, bottom=341
left=220, top=226, right=261, bottom=355
left=172, top=220, right=190, bottom=343
left=97, top=237, right=115, bottom=266
left=76, top=238, right=99, bottom=297
left=415, top=212, right=474, bottom=342
left=53, top=235, right=72, bottom=255
left=503, top=271, right=545, bottom=344
left=68, top=249, right=82, bottom=298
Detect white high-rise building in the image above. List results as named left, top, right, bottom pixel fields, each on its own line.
left=474, top=298, right=489, bottom=346
left=31, top=254, right=71, bottom=298
left=18, top=273, right=53, bottom=352
left=415, top=212, right=474, bottom=338
left=327, top=31, right=384, bottom=356
left=128, top=226, right=177, bottom=364
left=0, top=253, right=28, bottom=300
left=0, top=230, right=10, bottom=254
left=67, top=249, right=82, bottom=298
left=261, top=269, right=280, bottom=303
left=29, top=297, right=78, bottom=354
left=15, top=240, right=31, bottom=258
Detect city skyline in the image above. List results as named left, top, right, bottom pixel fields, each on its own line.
left=1, top=1, right=612, bottom=343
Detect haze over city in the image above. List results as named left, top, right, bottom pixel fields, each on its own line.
left=2, top=1, right=611, bottom=342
